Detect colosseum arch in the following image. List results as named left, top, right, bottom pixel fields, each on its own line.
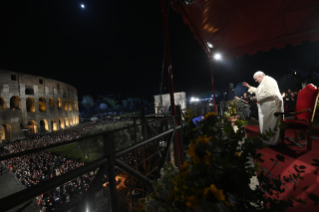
left=76, top=116, right=79, bottom=124
left=28, top=120, right=37, bottom=134
left=65, top=117, right=69, bottom=127
left=39, top=97, right=46, bottom=112
left=39, top=119, right=49, bottom=133
left=73, top=101, right=78, bottom=111
left=59, top=118, right=65, bottom=129
left=68, top=100, right=72, bottom=111
left=10, top=96, right=21, bottom=110
left=2, top=124, right=12, bottom=142
left=49, top=98, right=55, bottom=108
left=73, top=117, right=76, bottom=125
left=26, top=97, right=35, bottom=112
left=64, top=100, right=68, bottom=111
left=69, top=117, right=73, bottom=126
left=0, top=96, right=6, bottom=110
left=0, top=125, right=5, bottom=141
left=51, top=119, right=57, bottom=131
left=57, top=98, right=62, bottom=110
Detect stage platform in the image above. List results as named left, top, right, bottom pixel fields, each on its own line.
left=245, top=121, right=319, bottom=211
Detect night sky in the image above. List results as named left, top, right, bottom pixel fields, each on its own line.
left=1, top=1, right=319, bottom=101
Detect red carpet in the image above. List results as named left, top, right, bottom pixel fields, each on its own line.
left=245, top=125, right=319, bottom=211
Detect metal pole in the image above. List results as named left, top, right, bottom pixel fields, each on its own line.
left=129, top=175, right=133, bottom=212
left=160, top=0, right=176, bottom=116
left=176, top=106, right=184, bottom=164
left=209, top=60, right=217, bottom=112
left=104, top=133, right=118, bottom=212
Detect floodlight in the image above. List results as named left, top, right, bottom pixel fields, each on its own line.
left=214, top=53, right=222, bottom=60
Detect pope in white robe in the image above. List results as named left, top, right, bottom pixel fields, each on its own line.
left=243, top=71, right=284, bottom=145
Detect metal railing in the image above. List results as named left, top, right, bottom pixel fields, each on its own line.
left=0, top=110, right=184, bottom=212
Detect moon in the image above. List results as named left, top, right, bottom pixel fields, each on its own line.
left=81, top=4, right=85, bottom=8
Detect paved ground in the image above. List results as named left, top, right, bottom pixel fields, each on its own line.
left=0, top=165, right=38, bottom=212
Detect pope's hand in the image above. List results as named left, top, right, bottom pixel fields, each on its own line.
left=242, top=82, right=250, bottom=88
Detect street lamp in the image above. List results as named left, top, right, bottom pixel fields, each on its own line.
left=213, top=53, right=222, bottom=60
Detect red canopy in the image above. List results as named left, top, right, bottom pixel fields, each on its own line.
left=171, top=0, right=319, bottom=58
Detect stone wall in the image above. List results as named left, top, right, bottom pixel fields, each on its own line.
left=0, top=69, right=79, bottom=142
left=154, top=92, right=187, bottom=114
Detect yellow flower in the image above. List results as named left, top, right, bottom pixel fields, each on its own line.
left=229, top=102, right=234, bottom=106
left=186, top=142, right=200, bottom=164
left=224, top=201, right=232, bottom=207
left=236, top=152, right=241, bottom=157
left=202, top=184, right=227, bottom=202
left=214, top=189, right=226, bottom=201
left=204, top=111, right=217, bottom=120
left=181, top=161, right=190, bottom=170
left=185, top=195, right=197, bottom=209
left=192, top=156, right=201, bottom=164
left=195, top=135, right=212, bottom=144
left=203, top=151, right=211, bottom=164
left=210, top=184, right=218, bottom=193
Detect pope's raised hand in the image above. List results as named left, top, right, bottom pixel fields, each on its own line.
left=242, top=82, right=250, bottom=88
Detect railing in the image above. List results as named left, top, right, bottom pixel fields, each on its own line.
left=0, top=109, right=185, bottom=212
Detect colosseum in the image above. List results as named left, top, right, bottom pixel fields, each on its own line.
left=0, top=69, right=79, bottom=143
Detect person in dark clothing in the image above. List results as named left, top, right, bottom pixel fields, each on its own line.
left=241, top=92, right=251, bottom=119
left=287, top=92, right=297, bottom=112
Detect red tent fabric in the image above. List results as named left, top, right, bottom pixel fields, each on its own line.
left=171, top=0, right=319, bottom=58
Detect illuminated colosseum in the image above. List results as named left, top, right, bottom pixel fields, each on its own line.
left=0, top=69, right=79, bottom=142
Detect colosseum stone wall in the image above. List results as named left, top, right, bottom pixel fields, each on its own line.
left=0, top=69, right=79, bottom=142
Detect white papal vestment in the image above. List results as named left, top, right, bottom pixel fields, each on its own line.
left=248, top=76, right=284, bottom=145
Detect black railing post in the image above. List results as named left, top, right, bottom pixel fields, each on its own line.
left=104, top=133, right=118, bottom=212
left=140, top=108, right=147, bottom=172
left=172, top=116, right=178, bottom=166
left=129, top=175, right=133, bottom=212
left=133, top=117, right=137, bottom=144
left=176, top=106, right=184, bottom=164
left=158, top=130, right=176, bottom=175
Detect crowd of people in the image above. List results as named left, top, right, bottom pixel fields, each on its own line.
left=282, top=88, right=298, bottom=112
left=35, top=171, right=108, bottom=212
left=0, top=119, right=146, bottom=211
left=1, top=120, right=121, bottom=156
left=2, top=152, right=84, bottom=188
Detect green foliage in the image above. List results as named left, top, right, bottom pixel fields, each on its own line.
left=139, top=110, right=319, bottom=211
left=220, top=99, right=247, bottom=120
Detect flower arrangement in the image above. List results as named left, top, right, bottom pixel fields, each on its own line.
left=139, top=110, right=319, bottom=211
left=221, top=99, right=248, bottom=120
left=224, top=101, right=237, bottom=117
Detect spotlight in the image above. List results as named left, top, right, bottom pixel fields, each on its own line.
left=213, top=53, right=222, bottom=60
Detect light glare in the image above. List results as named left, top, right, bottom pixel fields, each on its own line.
left=214, top=53, right=222, bottom=60
left=81, top=4, right=85, bottom=8
left=190, top=97, right=199, bottom=102
left=207, top=42, right=213, bottom=48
